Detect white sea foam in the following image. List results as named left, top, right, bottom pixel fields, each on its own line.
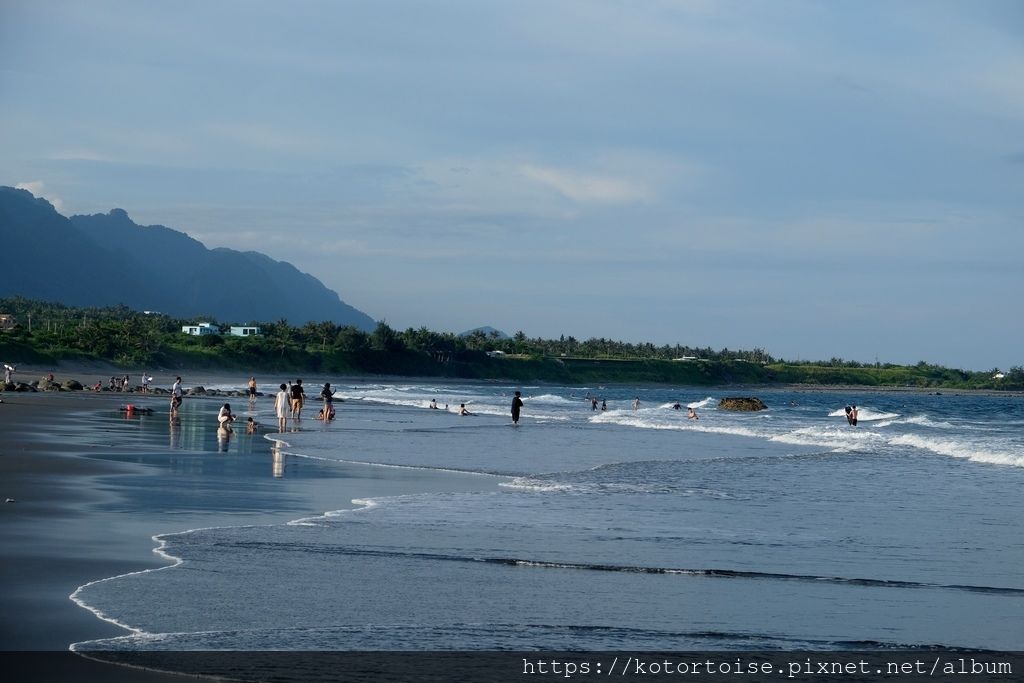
left=770, top=426, right=886, bottom=452
left=688, top=397, right=716, bottom=409
left=888, top=434, right=1024, bottom=468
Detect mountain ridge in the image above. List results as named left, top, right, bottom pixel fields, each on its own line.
left=0, top=186, right=376, bottom=329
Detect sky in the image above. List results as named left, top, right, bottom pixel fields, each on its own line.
left=1, top=0, right=1022, bottom=370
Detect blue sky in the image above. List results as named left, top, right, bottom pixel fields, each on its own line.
left=2, top=0, right=1022, bottom=370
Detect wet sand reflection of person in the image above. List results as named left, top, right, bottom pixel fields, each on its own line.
left=169, top=414, right=181, bottom=449
left=272, top=441, right=284, bottom=478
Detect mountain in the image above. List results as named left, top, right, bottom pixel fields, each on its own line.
left=460, top=326, right=510, bottom=339
left=0, top=186, right=376, bottom=329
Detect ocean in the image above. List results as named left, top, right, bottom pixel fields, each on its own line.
left=69, top=381, right=1023, bottom=653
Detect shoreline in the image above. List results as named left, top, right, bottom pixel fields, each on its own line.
left=0, top=386, right=500, bottom=656
left=7, top=361, right=1023, bottom=402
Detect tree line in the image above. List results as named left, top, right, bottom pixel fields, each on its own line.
left=0, top=297, right=1020, bottom=389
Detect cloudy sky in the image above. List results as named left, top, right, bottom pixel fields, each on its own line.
left=2, top=0, right=1022, bottom=370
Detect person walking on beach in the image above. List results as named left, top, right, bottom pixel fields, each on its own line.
left=170, top=377, right=183, bottom=414
left=274, top=383, right=290, bottom=432
left=290, top=379, right=305, bottom=420
left=511, top=391, right=524, bottom=425
left=3, top=363, right=14, bottom=386
left=248, top=376, right=257, bottom=403
left=141, top=374, right=150, bottom=393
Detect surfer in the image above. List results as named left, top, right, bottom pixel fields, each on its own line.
left=632, top=397, right=640, bottom=411
left=429, top=398, right=439, bottom=409
left=591, top=397, right=598, bottom=411
left=687, top=407, right=699, bottom=420
left=459, top=403, right=474, bottom=416
left=511, top=391, right=524, bottom=425
left=844, top=406, right=853, bottom=425
left=601, top=399, right=607, bottom=411
left=851, top=405, right=858, bottom=426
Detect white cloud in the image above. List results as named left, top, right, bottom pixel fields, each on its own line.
left=15, top=180, right=64, bottom=213
left=520, top=164, right=653, bottom=203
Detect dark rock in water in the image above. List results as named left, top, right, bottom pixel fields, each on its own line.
left=63, top=379, right=84, bottom=391
left=14, top=382, right=35, bottom=392
left=718, top=397, right=767, bottom=411
left=188, top=386, right=207, bottom=395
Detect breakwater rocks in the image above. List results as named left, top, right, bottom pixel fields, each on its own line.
left=718, top=397, right=767, bottom=411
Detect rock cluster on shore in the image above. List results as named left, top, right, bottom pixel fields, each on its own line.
left=718, top=396, right=768, bottom=411
left=1, top=379, right=258, bottom=398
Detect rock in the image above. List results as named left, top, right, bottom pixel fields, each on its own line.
left=63, top=379, right=84, bottom=391
left=188, top=386, right=207, bottom=395
left=14, top=382, right=35, bottom=392
left=718, top=397, right=767, bottom=411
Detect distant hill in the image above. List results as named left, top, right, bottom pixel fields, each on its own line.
left=460, top=326, right=510, bottom=339
left=0, top=186, right=376, bottom=329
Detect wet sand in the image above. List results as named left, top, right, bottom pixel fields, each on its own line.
left=0, top=380, right=496, bottom=679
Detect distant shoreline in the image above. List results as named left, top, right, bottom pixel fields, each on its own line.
left=5, top=360, right=1022, bottom=399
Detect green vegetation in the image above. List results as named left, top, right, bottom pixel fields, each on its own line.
left=1, top=297, right=1021, bottom=389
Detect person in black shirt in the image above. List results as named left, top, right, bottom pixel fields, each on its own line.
left=511, top=391, right=524, bottom=425
left=290, top=379, right=306, bottom=419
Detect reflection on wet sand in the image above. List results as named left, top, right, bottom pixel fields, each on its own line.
left=271, top=442, right=284, bottom=478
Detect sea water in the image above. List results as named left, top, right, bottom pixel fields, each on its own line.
left=71, top=383, right=1024, bottom=652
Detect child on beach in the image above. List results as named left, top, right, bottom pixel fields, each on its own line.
left=246, top=417, right=258, bottom=433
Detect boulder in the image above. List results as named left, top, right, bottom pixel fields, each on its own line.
left=63, top=379, right=84, bottom=391
left=188, top=386, right=207, bottom=395
left=718, top=397, right=767, bottom=411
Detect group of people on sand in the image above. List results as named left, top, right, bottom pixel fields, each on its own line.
left=270, top=378, right=339, bottom=431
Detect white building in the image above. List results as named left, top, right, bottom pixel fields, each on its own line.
left=182, top=322, right=218, bottom=336
left=229, top=326, right=261, bottom=337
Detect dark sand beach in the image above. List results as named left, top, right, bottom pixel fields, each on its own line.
left=0, top=375, right=495, bottom=679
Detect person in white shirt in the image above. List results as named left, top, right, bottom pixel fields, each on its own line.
left=274, top=383, right=290, bottom=432
left=170, top=377, right=183, bottom=413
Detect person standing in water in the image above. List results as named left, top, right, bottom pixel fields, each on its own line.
left=320, top=382, right=336, bottom=420
left=170, top=377, right=184, bottom=414
left=248, top=376, right=258, bottom=404
left=850, top=404, right=859, bottom=426
left=290, top=379, right=306, bottom=420
left=511, top=391, right=524, bottom=425
left=274, top=383, right=290, bottom=432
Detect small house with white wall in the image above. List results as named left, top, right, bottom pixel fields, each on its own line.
left=229, top=326, right=261, bottom=337
left=182, top=322, right=218, bottom=336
